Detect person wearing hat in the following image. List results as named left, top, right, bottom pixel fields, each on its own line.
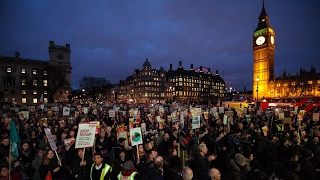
left=111, top=148, right=127, bottom=180
left=225, top=153, right=247, bottom=180
left=117, top=160, right=143, bottom=180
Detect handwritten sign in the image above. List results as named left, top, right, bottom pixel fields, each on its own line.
left=44, top=128, right=57, bottom=151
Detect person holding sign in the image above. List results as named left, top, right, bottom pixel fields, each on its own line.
left=39, top=149, right=61, bottom=180
left=90, top=153, right=112, bottom=180
left=72, top=148, right=93, bottom=180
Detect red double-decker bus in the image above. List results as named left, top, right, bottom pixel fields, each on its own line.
left=260, top=96, right=320, bottom=114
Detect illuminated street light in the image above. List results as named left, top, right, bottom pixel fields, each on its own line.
left=256, top=77, right=259, bottom=101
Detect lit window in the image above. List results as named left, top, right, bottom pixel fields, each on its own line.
left=22, top=79, right=26, bottom=85
left=22, top=90, right=26, bottom=94
left=33, top=79, right=37, bottom=86
left=291, top=82, right=296, bottom=86
left=44, top=98, right=48, bottom=103
left=33, top=90, right=37, bottom=94
left=308, top=81, right=313, bottom=85
left=44, top=91, right=47, bottom=95
left=22, top=98, right=27, bottom=104
left=7, top=68, right=11, bottom=72
left=22, top=68, right=26, bottom=73
left=43, top=80, right=47, bottom=86
left=33, top=98, right=37, bottom=104
left=33, top=69, right=37, bottom=74
left=11, top=98, right=15, bottom=102
left=44, top=71, right=47, bottom=75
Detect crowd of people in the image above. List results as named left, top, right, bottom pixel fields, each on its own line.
left=0, top=101, right=320, bottom=180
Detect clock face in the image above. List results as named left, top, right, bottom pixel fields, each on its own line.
left=271, top=36, right=275, bottom=44
left=256, top=36, right=265, bottom=45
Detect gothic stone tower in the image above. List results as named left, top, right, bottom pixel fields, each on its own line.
left=253, top=2, right=275, bottom=101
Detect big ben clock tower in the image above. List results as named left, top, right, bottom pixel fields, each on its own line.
left=253, top=2, right=275, bottom=101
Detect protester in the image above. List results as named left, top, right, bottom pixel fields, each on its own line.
left=39, top=149, right=61, bottom=180
left=1, top=100, right=320, bottom=180
left=90, top=153, right=112, bottom=180
left=72, top=148, right=93, bottom=180
left=31, top=149, right=44, bottom=180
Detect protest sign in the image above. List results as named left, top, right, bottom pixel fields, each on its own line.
left=109, top=109, right=115, bottom=117
left=313, top=113, right=319, bottom=121
left=64, top=137, right=75, bottom=151
left=18, top=111, right=29, bottom=120
left=63, top=107, right=70, bottom=116
left=130, top=127, right=143, bottom=146
left=75, top=123, right=97, bottom=149
left=192, top=108, right=201, bottom=129
left=44, top=128, right=57, bottom=151
left=90, top=121, right=100, bottom=134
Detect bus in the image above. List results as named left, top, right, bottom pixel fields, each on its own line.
left=259, top=96, right=320, bottom=114
left=222, top=101, right=254, bottom=109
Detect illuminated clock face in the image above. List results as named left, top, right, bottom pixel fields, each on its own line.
left=271, top=36, right=275, bottom=44
left=256, top=36, right=265, bottom=45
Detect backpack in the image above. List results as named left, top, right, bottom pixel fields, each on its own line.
left=109, top=146, right=122, bottom=165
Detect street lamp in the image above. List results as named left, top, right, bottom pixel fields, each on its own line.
left=256, top=77, right=259, bottom=101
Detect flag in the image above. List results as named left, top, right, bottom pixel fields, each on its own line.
left=10, top=119, right=21, bottom=158
left=39, top=93, right=44, bottom=105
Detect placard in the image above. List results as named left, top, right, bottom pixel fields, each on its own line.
left=75, top=123, right=97, bottom=148
left=130, top=127, right=143, bottom=146
left=313, top=113, right=319, bottom=121
left=44, top=128, right=57, bottom=151
left=63, top=107, right=70, bottom=116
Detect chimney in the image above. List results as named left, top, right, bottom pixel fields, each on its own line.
left=200, top=66, right=203, bottom=72
left=190, top=64, right=194, bottom=70
left=216, top=70, right=219, bottom=75
left=49, top=41, right=54, bottom=47
left=170, top=64, right=172, bottom=70
left=179, top=61, right=182, bottom=68
left=66, top=44, right=70, bottom=49
left=15, top=52, right=20, bottom=59
left=208, top=68, right=211, bottom=74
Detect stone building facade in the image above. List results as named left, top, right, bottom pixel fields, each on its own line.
left=0, top=41, right=72, bottom=104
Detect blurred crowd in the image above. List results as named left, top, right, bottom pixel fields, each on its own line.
left=0, top=102, right=320, bottom=180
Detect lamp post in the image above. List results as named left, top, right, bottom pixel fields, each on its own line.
left=256, top=77, right=259, bottom=102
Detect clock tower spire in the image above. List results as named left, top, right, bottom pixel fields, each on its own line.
left=253, top=2, right=275, bottom=101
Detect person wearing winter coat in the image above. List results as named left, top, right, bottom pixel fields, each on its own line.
left=225, top=153, right=247, bottom=180
left=72, top=148, right=93, bottom=180
left=31, top=149, right=44, bottom=180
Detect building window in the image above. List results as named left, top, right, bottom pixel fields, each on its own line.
left=33, top=90, right=37, bottom=94
left=7, top=68, right=11, bottom=72
left=33, top=79, right=37, bottom=86
left=22, top=90, right=26, bottom=94
left=11, top=97, right=15, bottom=102
left=44, top=71, right=47, bottom=75
left=11, top=89, right=15, bottom=94
left=44, top=98, right=48, bottom=103
left=22, top=98, right=27, bottom=104
left=308, top=81, right=313, bottom=85
left=22, top=79, right=26, bottom=85
left=44, top=91, right=47, bottom=95
left=43, top=80, right=47, bottom=86
left=33, top=69, right=37, bottom=74
left=291, top=82, right=296, bottom=86
left=22, top=68, right=26, bottom=73
left=33, top=98, right=37, bottom=104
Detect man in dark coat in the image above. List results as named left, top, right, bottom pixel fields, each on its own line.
left=298, top=148, right=317, bottom=180
left=192, top=144, right=216, bottom=180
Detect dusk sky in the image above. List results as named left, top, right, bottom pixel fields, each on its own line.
left=1, top=1, right=319, bottom=91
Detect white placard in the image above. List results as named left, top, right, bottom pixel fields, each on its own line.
left=75, top=123, right=97, bottom=148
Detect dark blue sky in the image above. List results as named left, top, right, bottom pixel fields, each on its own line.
left=1, top=1, right=320, bottom=91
